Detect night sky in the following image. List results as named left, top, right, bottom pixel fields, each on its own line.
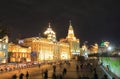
left=0, top=0, right=120, bottom=45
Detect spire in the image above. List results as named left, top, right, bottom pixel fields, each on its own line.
left=48, top=22, right=51, bottom=28
left=66, top=20, right=76, bottom=40
left=69, top=20, right=73, bottom=30
left=44, top=22, right=54, bottom=35
left=69, top=20, right=72, bottom=26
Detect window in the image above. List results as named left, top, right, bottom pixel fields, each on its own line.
left=3, top=45, right=6, bottom=49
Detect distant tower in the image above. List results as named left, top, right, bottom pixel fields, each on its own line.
left=44, top=23, right=56, bottom=42
left=66, top=21, right=76, bottom=41
left=65, top=21, right=80, bottom=56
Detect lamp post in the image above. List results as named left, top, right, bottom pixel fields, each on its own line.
left=107, top=46, right=114, bottom=56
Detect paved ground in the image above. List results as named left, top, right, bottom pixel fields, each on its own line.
left=0, top=59, right=119, bottom=79
left=0, top=64, right=51, bottom=79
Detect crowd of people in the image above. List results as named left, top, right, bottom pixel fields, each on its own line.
left=42, top=61, right=70, bottom=79
left=12, top=71, right=29, bottom=79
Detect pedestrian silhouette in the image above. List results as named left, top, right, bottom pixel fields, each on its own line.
left=26, top=71, right=29, bottom=79
left=52, top=72, right=56, bottom=79
left=53, top=65, right=56, bottom=72
left=59, top=74, right=63, bottom=79
left=93, top=72, right=98, bottom=79
left=38, top=64, right=41, bottom=68
left=93, top=68, right=96, bottom=73
left=76, top=64, right=79, bottom=72
left=19, top=73, right=24, bottom=79
left=104, top=74, right=108, bottom=79
left=80, top=64, right=83, bottom=69
left=44, top=69, right=48, bottom=79
left=62, top=68, right=67, bottom=76
left=12, top=74, right=17, bottom=79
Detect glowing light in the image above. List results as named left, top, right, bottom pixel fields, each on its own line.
left=118, top=52, right=120, bottom=55
left=108, top=46, right=112, bottom=51
left=44, top=23, right=56, bottom=41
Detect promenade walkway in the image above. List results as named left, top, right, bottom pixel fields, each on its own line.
left=0, top=59, right=119, bottom=79
left=0, top=64, right=51, bottom=79
left=100, top=65, right=120, bottom=79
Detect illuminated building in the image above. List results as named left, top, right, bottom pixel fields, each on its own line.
left=20, top=23, right=70, bottom=62
left=0, top=35, right=8, bottom=64
left=21, top=37, right=56, bottom=61
left=60, top=21, right=80, bottom=57
left=44, top=23, right=56, bottom=42
left=80, top=44, right=89, bottom=58
left=8, top=43, right=31, bottom=62
left=0, top=43, right=8, bottom=63
left=89, top=43, right=98, bottom=54
left=99, top=41, right=110, bottom=53
left=104, top=41, right=110, bottom=47
left=58, top=42, right=70, bottom=60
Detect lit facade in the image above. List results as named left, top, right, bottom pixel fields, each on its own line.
left=21, top=37, right=70, bottom=62
left=99, top=41, right=110, bottom=53
left=60, top=21, right=80, bottom=57
left=89, top=43, right=98, bottom=54
left=20, top=23, right=70, bottom=62
left=8, top=43, right=31, bottom=62
left=0, top=35, right=8, bottom=64
left=0, top=43, right=8, bottom=63
left=58, top=42, right=70, bottom=60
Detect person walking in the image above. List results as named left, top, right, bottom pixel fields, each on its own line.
left=53, top=65, right=56, bottom=72
left=52, top=72, right=56, bottom=79
left=93, top=72, right=98, bottom=79
left=58, top=74, right=63, bottom=79
left=104, top=74, right=108, bottom=79
left=44, top=69, right=48, bottom=79
left=62, top=68, right=67, bottom=76
left=12, top=74, right=17, bottom=79
left=19, top=73, right=24, bottom=79
left=38, top=63, right=41, bottom=68
left=26, top=71, right=29, bottom=79
left=76, top=64, right=79, bottom=72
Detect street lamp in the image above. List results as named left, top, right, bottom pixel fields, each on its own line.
left=107, top=46, right=112, bottom=51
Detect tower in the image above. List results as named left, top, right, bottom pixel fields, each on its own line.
left=66, top=21, right=76, bottom=41
left=65, top=21, right=80, bottom=56
left=44, top=23, right=56, bottom=42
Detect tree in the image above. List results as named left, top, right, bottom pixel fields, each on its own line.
left=0, top=24, right=8, bottom=39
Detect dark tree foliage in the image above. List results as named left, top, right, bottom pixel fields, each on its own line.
left=88, top=53, right=120, bottom=57
left=0, top=24, right=8, bottom=39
